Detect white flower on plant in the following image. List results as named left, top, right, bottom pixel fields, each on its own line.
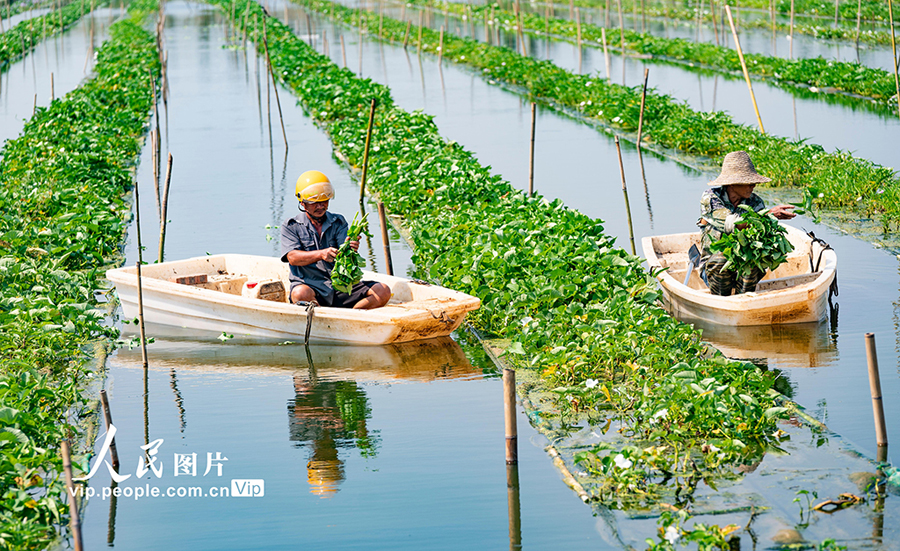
left=585, top=378, right=599, bottom=389
left=664, top=525, right=680, bottom=544
left=613, top=454, right=632, bottom=469
left=652, top=409, right=668, bottom=420
left=708, top=444, right=720, bottom=453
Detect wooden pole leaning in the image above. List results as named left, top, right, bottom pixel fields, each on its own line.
left=133, top=172, right=149, bottom=369
left=60, top=441, right=84, bottom=551
left=528, top=102, right=536, bottom=197
left=157, top=153, right=173, bottom=264
left=614, top=136, right=636, bottom=256
left=888, top=0, right=900, bottom=122
left=503, top=369, right=518, bottom=464
left=789, top=0, right=795, bottom=58
left=438, top=25, right=444, bottom=65
left=402, top=19, right=411, bottom=48
left=636, top=68, right=649, bottom=151
left=865, top=333, right=889, bottom=447
left=377, top=202, right=394, bottom=276
left=358, top=98, right=378, bottom=210
left=263, top=20, right=289, bottom=149
left=340, top=33, right=347, bottom=67
left=601, top=28, right=612, bottom=80
left=99, top=390, right=121, bottom=471
left=725, top=5, right=764, bottom=134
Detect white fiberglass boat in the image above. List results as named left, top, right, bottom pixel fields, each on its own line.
left=106, top=254, right=480, bottom=344
left=641, top=225, right=837, bottom=326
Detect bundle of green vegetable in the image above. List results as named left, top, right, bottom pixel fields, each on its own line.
left=331, top=212, right=372, bottom=293
left=709, top=206, right=794, bottom=276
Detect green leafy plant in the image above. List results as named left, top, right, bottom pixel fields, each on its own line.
left=709, top=207, right=794, bottom=276
left=297, top=0, right=900, bottom=233
left=331, top=212, right=372, bottom=294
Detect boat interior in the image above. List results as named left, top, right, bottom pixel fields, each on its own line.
left=121, top=254, right=442, bottom=306
left=648, top=230, right=827, bottom=293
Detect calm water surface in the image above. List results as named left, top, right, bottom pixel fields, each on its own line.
left=76, top=5, right=606, bottom=548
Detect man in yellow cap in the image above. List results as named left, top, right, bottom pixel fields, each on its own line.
left=281, top=170, right=391, bottom=309
left=699, top=151, right=795, bottom=296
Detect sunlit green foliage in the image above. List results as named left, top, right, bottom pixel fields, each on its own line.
left=409, top=0, right=899, bottom=109
left=222, top=0, right=791, bottom=509
left=0, top=6, right=157, bottom=547
left=302, top=0, right=900, bottom=232
left=0, top=0, right=105, bottom=67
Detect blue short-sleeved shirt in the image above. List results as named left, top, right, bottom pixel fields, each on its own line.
left=280, top=211, right=348, bottom=303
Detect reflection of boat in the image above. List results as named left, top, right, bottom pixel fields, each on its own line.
left=106, top=254, right=480, bottom=344
left=642, top=225, right=837, bottom=326
left=113, top=334, right=480, bottom=383
left=692, top=320, right=838, bottom=369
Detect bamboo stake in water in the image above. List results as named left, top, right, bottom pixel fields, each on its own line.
left=99, top=390, right=120, bottom=471
left=601, top=28, right=612, bottom=80
left=711, top=0, right=720, bottom=46
left=834, top=0, right=840, bottom=27
left=438, top=25, right=444, bottom=64
left=358, top=22, right=364, bottom=76
left=614, top=136, right=636, bottom=256
left=377, top=202, right=393, bottom=275
left=417, top=10, right=423, bottom=52
left=725, top=5, right=765, bottom=133
left=503, top=369, right=518, bottom=464
left=340, top=33, right=347, bottom=67
left=157, top=153, right=173, bottom=264
left=575, top=7, right=582, bottom=73
left=306, top=12, right=314, bottom=47
left=865, top=333, right=889, bottom=447
left=789, top=0, right=795, bottom=58
left=854, top=0, right=861, bottom=60
left=507, top=464, right=522, bottom=549
left=889, top=0, right=900, bottom=122
left=358, top=98, right=377, bottom=210
left=151, top=129, right=160, bottom=216
left=402, top=19, right=411, bottom=48
left=323, top=29, right=329, bottom=56
left=616, top=0, right=626, bottom=84
left=133, top=177, right=149, bottom=369
left=50, top=72, right=54, bottom=100
left=60, top=441, right=84, bottom=551
left=263, top=20, right=289, bottom=149
left=528, top=102, right=536, bottom=197
left=636, top=68, right=649, bottom=150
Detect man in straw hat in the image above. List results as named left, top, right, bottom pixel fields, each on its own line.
left=698, top=151, right=795, bottom=296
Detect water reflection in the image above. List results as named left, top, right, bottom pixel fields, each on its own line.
left=693, top=319, right=838, bottom=369
left=289, top=365, right=376, bottom=497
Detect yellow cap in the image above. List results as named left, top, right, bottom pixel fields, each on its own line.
left=295, top=170, right=335, bottom=203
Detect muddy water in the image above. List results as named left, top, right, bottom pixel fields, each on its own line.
left=0, top=8, right=121, bottom=148
left=369, top=3, right=900, bottom=169
left=77, top=4, right=607, bottom=548
left=284, top=2, right=900, bottom=468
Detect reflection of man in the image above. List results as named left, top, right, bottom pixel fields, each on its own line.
left=280, top=170, right=390, bottom=309
left=288, top=375, right=376, bottom=498
left=698, top=151, right=795, bottom=296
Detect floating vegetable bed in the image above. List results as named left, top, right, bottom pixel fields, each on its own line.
left=0, top=1, right=157, bottom=546
left=299, top=0, right=900, bottom=234
left=214, top=0, right=801, bottom=523
left=0, top=0, right=105, bottom=68
left=404, top=0, right=899, bottom=113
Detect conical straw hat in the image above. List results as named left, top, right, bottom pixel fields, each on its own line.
left=708, top=151, right=772, bottom=186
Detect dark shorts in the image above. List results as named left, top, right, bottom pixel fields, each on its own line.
left=293, top=281, right=377, bottom=308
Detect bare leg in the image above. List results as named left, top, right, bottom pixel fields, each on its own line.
left=290, top=284, right=317, bottom=304
left=352, top=283, right=391, bottom=309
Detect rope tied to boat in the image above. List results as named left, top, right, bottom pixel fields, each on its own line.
left=294, top=300, right=316, bottom=344
left=806, top=231, right=839, bottom=315
left=429, top=309, right=455, bottom=325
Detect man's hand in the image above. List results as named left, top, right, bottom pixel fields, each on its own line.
left=345, top=234, right=360, bottom=252
left=768, top=205, right=796, bottom=220
left=320, top=247, right=339, bottom=262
